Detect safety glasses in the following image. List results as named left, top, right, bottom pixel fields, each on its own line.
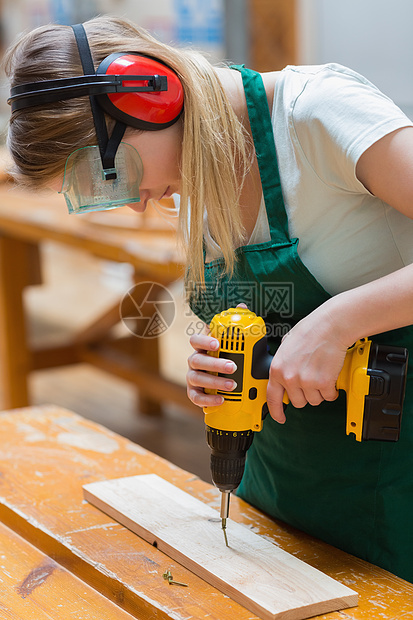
left=60, top=142, right=143, bottom=214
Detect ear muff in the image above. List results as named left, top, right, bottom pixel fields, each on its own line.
left=96, top=53, right=184, bottom=131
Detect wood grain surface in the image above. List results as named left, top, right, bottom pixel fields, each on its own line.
left=0, top=520, right=136, bottom=619
left=0, top=406, right=411, bottom=619
left=84, top=474, right=357, bottom=620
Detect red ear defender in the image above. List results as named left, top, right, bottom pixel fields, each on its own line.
left=96, top=53, right=184, bottom=131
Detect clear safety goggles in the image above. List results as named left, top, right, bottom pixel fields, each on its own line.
left=59, top=142, right=143, bottom=214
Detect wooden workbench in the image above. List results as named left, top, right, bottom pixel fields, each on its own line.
left=0, top=183, right=192, bottom=415
left=0, top=405, right=411, bottom=619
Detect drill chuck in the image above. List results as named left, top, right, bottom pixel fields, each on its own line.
left=206, top=426, right=254, bottom=492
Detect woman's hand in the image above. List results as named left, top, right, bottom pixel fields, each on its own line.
left=267, top=304, right=348, bottom=423
left=186, top=332, right=237, bottom=408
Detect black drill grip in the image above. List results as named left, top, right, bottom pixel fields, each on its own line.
left=363, top=342, right=408, bottom=441
left=206, top=426, right=254, bottom=492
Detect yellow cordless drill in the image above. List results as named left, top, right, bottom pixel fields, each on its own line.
left=203, top=307, right=408, bottom=545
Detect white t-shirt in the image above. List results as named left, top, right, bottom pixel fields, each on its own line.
left=205, top=63, right=413, bottom=295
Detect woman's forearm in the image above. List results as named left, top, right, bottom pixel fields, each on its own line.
left=266, top=263, right=413, bottom=422
left=324, top=262, right=413, bottom=346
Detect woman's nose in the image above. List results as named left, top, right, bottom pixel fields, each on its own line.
left=125, top=190, right=150, bottom=212
left=139, top=190, right=150, bottom=204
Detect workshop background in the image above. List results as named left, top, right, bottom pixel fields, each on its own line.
left=0, top=0, right=412, bottom=484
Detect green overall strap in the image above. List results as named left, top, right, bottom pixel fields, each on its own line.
left=231, top=65, right=290, bottom=245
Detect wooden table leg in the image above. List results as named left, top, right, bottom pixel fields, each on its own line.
left=129, top=275, right=163, bottom=416
left=0, top=235, right=39, bottom=409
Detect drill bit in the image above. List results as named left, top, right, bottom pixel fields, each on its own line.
left=220, top=490, right=231, bottom=547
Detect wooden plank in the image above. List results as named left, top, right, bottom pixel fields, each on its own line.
left=83, top=474, right=358, bottom=620
left=0, top=520, right=136, bottom=619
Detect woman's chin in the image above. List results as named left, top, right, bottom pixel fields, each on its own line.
left=125, top=202, right=146, bottom=213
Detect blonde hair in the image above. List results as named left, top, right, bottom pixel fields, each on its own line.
left=4, top=15, right=252, bottom=287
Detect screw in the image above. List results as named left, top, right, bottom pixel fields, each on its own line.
left=162, top=570, right=188, bottom=587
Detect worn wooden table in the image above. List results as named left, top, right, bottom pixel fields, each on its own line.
left=0, top=183, right=192, bottom=415
left=0, top=405, right=411, bottom=619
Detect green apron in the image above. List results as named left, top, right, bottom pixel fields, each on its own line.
left=190, top=65, right=413, bottom=583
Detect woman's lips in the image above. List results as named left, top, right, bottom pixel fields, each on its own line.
left=160, top=186, right=171, bottom=200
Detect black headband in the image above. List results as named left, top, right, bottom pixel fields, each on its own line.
left=8, top=73, right=167, bottom=112
left=71, top=23, right=124, bottom=181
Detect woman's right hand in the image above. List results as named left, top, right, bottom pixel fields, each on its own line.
left=186, top=333, right=237, bottom=408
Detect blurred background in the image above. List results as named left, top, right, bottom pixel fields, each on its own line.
left=1, top=0, right=413, bottom=133
left=0, top=0, right=412, bottom=483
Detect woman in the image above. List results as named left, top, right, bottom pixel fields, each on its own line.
left=5, top=15, right=413, bottom=582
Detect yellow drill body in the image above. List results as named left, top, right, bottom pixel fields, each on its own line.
left=205, top=308, right=268, bottom=433
left=205, top=308, right=406, bottom=443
